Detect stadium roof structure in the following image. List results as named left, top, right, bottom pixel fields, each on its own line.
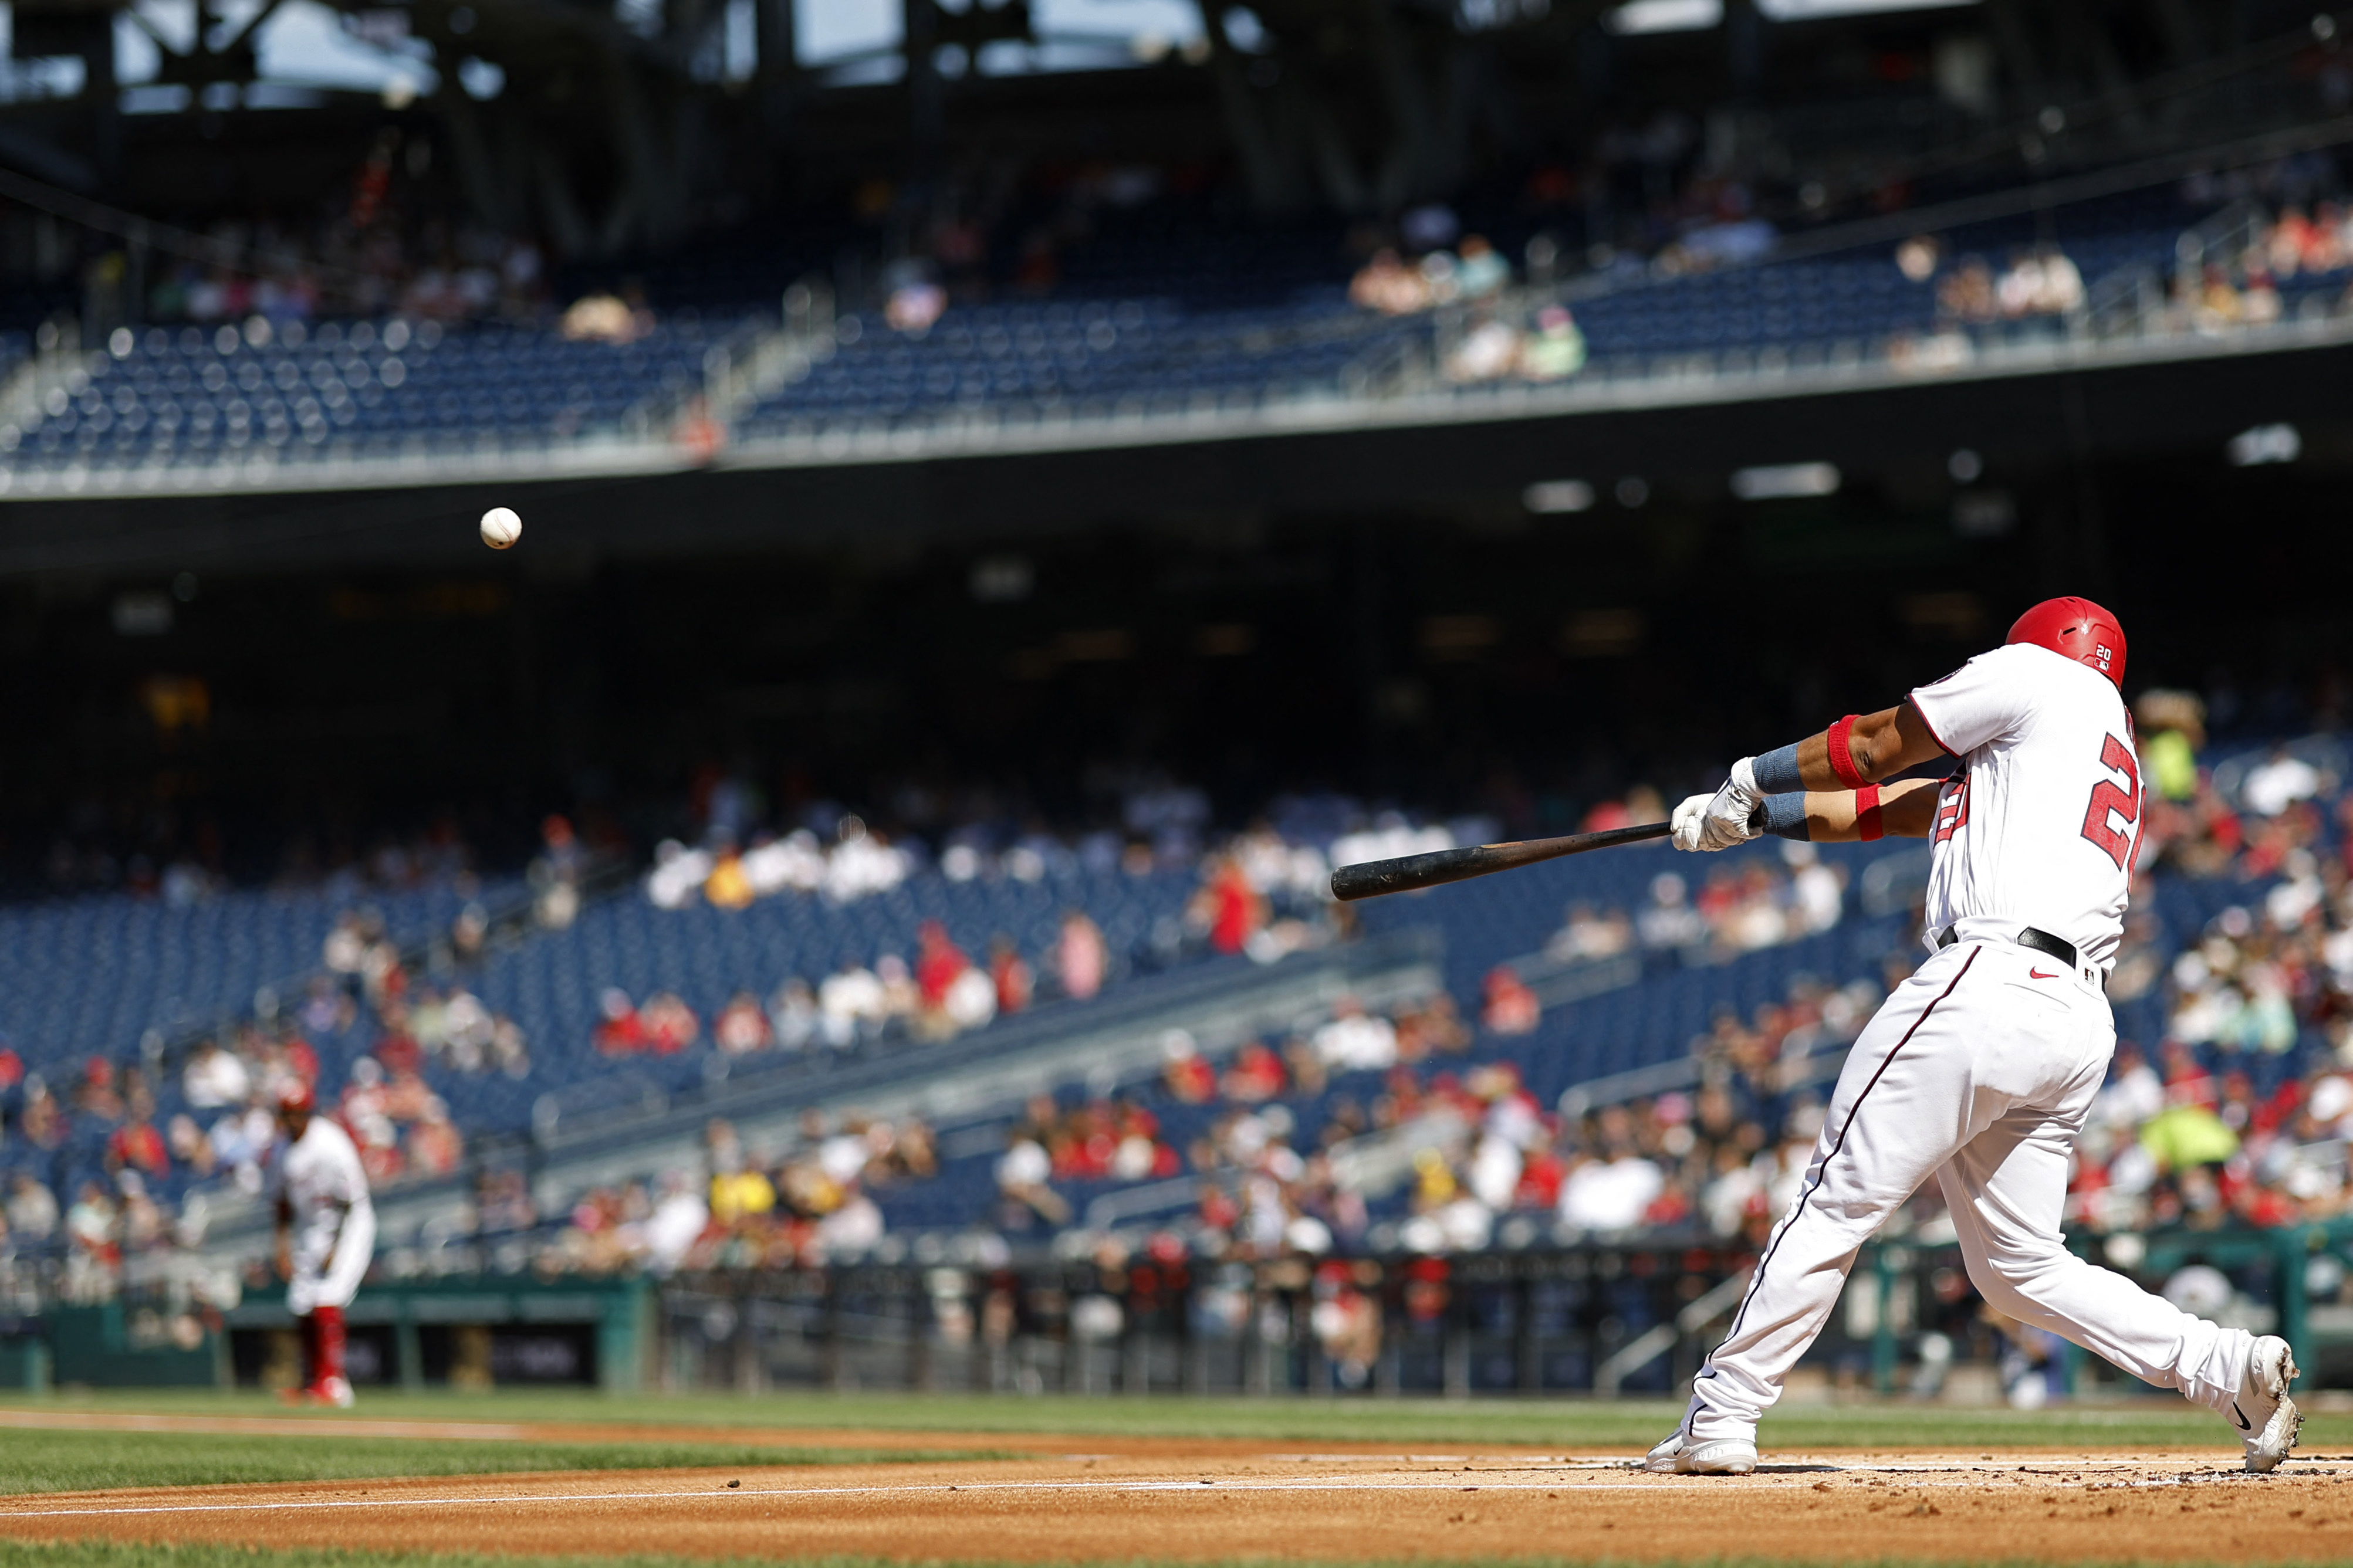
left=0, top=0, right=2343, bottom=255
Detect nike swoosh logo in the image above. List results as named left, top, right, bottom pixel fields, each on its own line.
left=2233, top=1403, right=2253, bottom=1432
left=2028, top=969, right=2061, bottom=980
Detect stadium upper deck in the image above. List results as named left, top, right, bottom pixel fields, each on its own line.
left=5, top=170, right=2351, bottom=498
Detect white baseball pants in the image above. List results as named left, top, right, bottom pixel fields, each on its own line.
left=1685, top=932, right=2253, bottom=1441
left=288, top=1203, right=375, bottom=1316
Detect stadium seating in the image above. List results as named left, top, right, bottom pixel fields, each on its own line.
left=407, top=859, right=1208, bottom=1136
left=0, top=881, right=507, bottom=1210
left=6, top=182, right=2327, bottom=476
left=0, top=316, right=740, bottom=469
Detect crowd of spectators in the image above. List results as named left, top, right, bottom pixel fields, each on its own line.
left=129, top=139, right=554, bottom=330
left=549, top=1111, right=938, bottom=1275
left=501, top=702, right=2353, bottom=1286
left=9, top=695, right=2351, bottom=1354
left=590, top=907, right=1117, bottom=1059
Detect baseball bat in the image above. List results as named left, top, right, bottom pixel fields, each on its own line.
left=1329, top=820, right=1673, bottom=902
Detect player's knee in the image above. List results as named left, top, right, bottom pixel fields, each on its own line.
left=1971, top=1241, right=2075, bottom=1306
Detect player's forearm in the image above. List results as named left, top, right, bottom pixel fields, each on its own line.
left=1751, top=703, right=1946, bottom=792
left=1758, top=779, right=1940, bottom=842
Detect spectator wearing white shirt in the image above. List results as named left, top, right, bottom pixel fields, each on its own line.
left=1558, top=1149, right=1665, bottom=1234
left=817, top=960, right=884, bottom=1048
left=181, top=1038, right=249, bottom=1110
left=1312, top=1000, right=1398, bottom=1071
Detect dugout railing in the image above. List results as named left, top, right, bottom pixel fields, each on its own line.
left=21, top=1221, right=2347, bottom=1393
left=650, top=1227, right=2340, bottom=1400
left=655, top=1245, right=1865, bottom=1398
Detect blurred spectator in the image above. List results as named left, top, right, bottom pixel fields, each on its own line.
left=1350, top=250, right=1434, bottom=316
left=1519, top=306, right=1587, bottom=381
left=182, top=1038, right=250, bottom=1110
left=6, top=1175, right=56, bottom=1242
left=1443, top=316, right=1522, bottom=383
left=1193, top=856, right=1267, bottom=956
left=1547, top=902, right=1632, bottom=961
left=996, top=1132, right=1069, bottom=1226
left=715, top=993, right=772, bottom=1055
left=1454, top=235, right=1510, bottom=298
left=1056, top=910, right=1109, bottom=1000
left=593, top=990, right=650, bottom=1055
left=1481, top=966, right=1540, bottom=1035
left=560, top=292, right=654, bottom=344
left=1161, top=1031, right=1218, bottom=1103
left=990, top=937, right=1034, bottom=1015
left=768, top=978, right=819, bottom=1052
left=1313, top=1000, right=1398, bottom=1071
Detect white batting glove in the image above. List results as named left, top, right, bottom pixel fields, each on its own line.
left=1676, top=758, right=1763, bottom=853
left=1671, top=793, right=1717, bottom=852
left=1702, top=757, right=1764, bottom=849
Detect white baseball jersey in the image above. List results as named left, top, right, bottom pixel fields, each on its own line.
left=1908, top=641, right=2139, bottom=973
left=276, top=1116, right=373, bottom=1281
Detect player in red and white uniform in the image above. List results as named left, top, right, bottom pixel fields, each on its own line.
left=1644, top=597, right=2300, bottom=1475
left=272, top=1079, right=374, bottom=1408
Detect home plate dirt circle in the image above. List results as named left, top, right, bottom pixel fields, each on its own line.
left=2, top=1442, right=2352, bottom=1563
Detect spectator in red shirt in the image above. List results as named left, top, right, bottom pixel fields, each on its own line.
left=1482, top=967, right=1540, bottom=1035
left=915, top=920, right=972, bottom=1011
left=105, top=1116, right=168, bottom=1178
left=989, top=936, right=1034, bottom=1015
left=1196, top=856, right=1266, bottom=956
left=594, top=988, right=650, bottom=1055
left=1222, top=1041, right=1287, bottom=1103
left=641, top=992, right=700, bottom=1054
left=1161, top=1032, right=1217, bottom=1103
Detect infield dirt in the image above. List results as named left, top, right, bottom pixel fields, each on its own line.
left=0, top=1432, right=2348, bottom=1564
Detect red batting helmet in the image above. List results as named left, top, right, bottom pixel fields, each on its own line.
left=2006, top=596, right=2127, bottom=690
left=274, top=1077, right=316, bottom=1115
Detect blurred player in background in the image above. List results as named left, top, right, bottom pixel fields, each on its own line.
left=1645, top=597, right=2301, bottom=1476
left=273, top=1079, right=374, bottom=1407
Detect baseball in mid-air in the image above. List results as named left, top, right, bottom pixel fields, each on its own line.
left=480, top=506, right=522, bottom=550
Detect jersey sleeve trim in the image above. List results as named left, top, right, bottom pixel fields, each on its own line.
left=1905, top=693, right=1956, bottom=758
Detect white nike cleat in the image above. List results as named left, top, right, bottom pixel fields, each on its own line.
left=2234, top=1336, right=2301, bottom=1473
left=1644, top=1430, right=1758, bottom=1475
left=317, top=1375, right=355, bottom=1410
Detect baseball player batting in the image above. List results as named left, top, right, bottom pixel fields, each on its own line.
left=1645, top=597, right=2301, bottom=1476
left=272, top=1079, right=375, bottom=1408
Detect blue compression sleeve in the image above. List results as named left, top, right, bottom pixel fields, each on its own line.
left=1759, top=793, right=1811, bottom=841
left=1752, top=742, right=1804, bottom=795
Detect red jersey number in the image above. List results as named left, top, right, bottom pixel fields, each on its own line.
left=1932, top=777, right=1970, bottom=844
left=2078, top=733, right=2141, bottom=869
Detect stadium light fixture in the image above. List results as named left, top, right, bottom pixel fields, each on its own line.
left=1757, top=0, right=1978, bottom=17
left=1730, top=461, right=1840, bottom=499
left=1605, top=0, right=1720, bottom=34
left=1523, top=480, right=1595, bottom=514
left=2226, top=423, right=2300, bottom=467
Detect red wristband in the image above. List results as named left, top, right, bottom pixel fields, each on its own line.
left=1826, top=714, right=1868, bottom=790
left=1854, top=783, right=1884, bottom=841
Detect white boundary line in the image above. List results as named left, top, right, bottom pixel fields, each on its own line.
left=0, top=1465, right=2315, bottom=1521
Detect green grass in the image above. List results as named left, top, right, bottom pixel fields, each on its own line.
left=0, top=1387, right=2331, bottom=1454
left=0, top=1550, right=2331, bottom=1568
left=0, top=1430, right=1009, bottom=1496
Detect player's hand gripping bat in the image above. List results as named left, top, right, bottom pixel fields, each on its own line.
left=1328, top=821, right=1672, bottom=902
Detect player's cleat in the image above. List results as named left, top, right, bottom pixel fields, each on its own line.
left=316, top=1375, right=355, bottom=1409
left=1644, top=1430, right=1757, bottom=1475
left=2234, top=1336, right=2301, bottom=1473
